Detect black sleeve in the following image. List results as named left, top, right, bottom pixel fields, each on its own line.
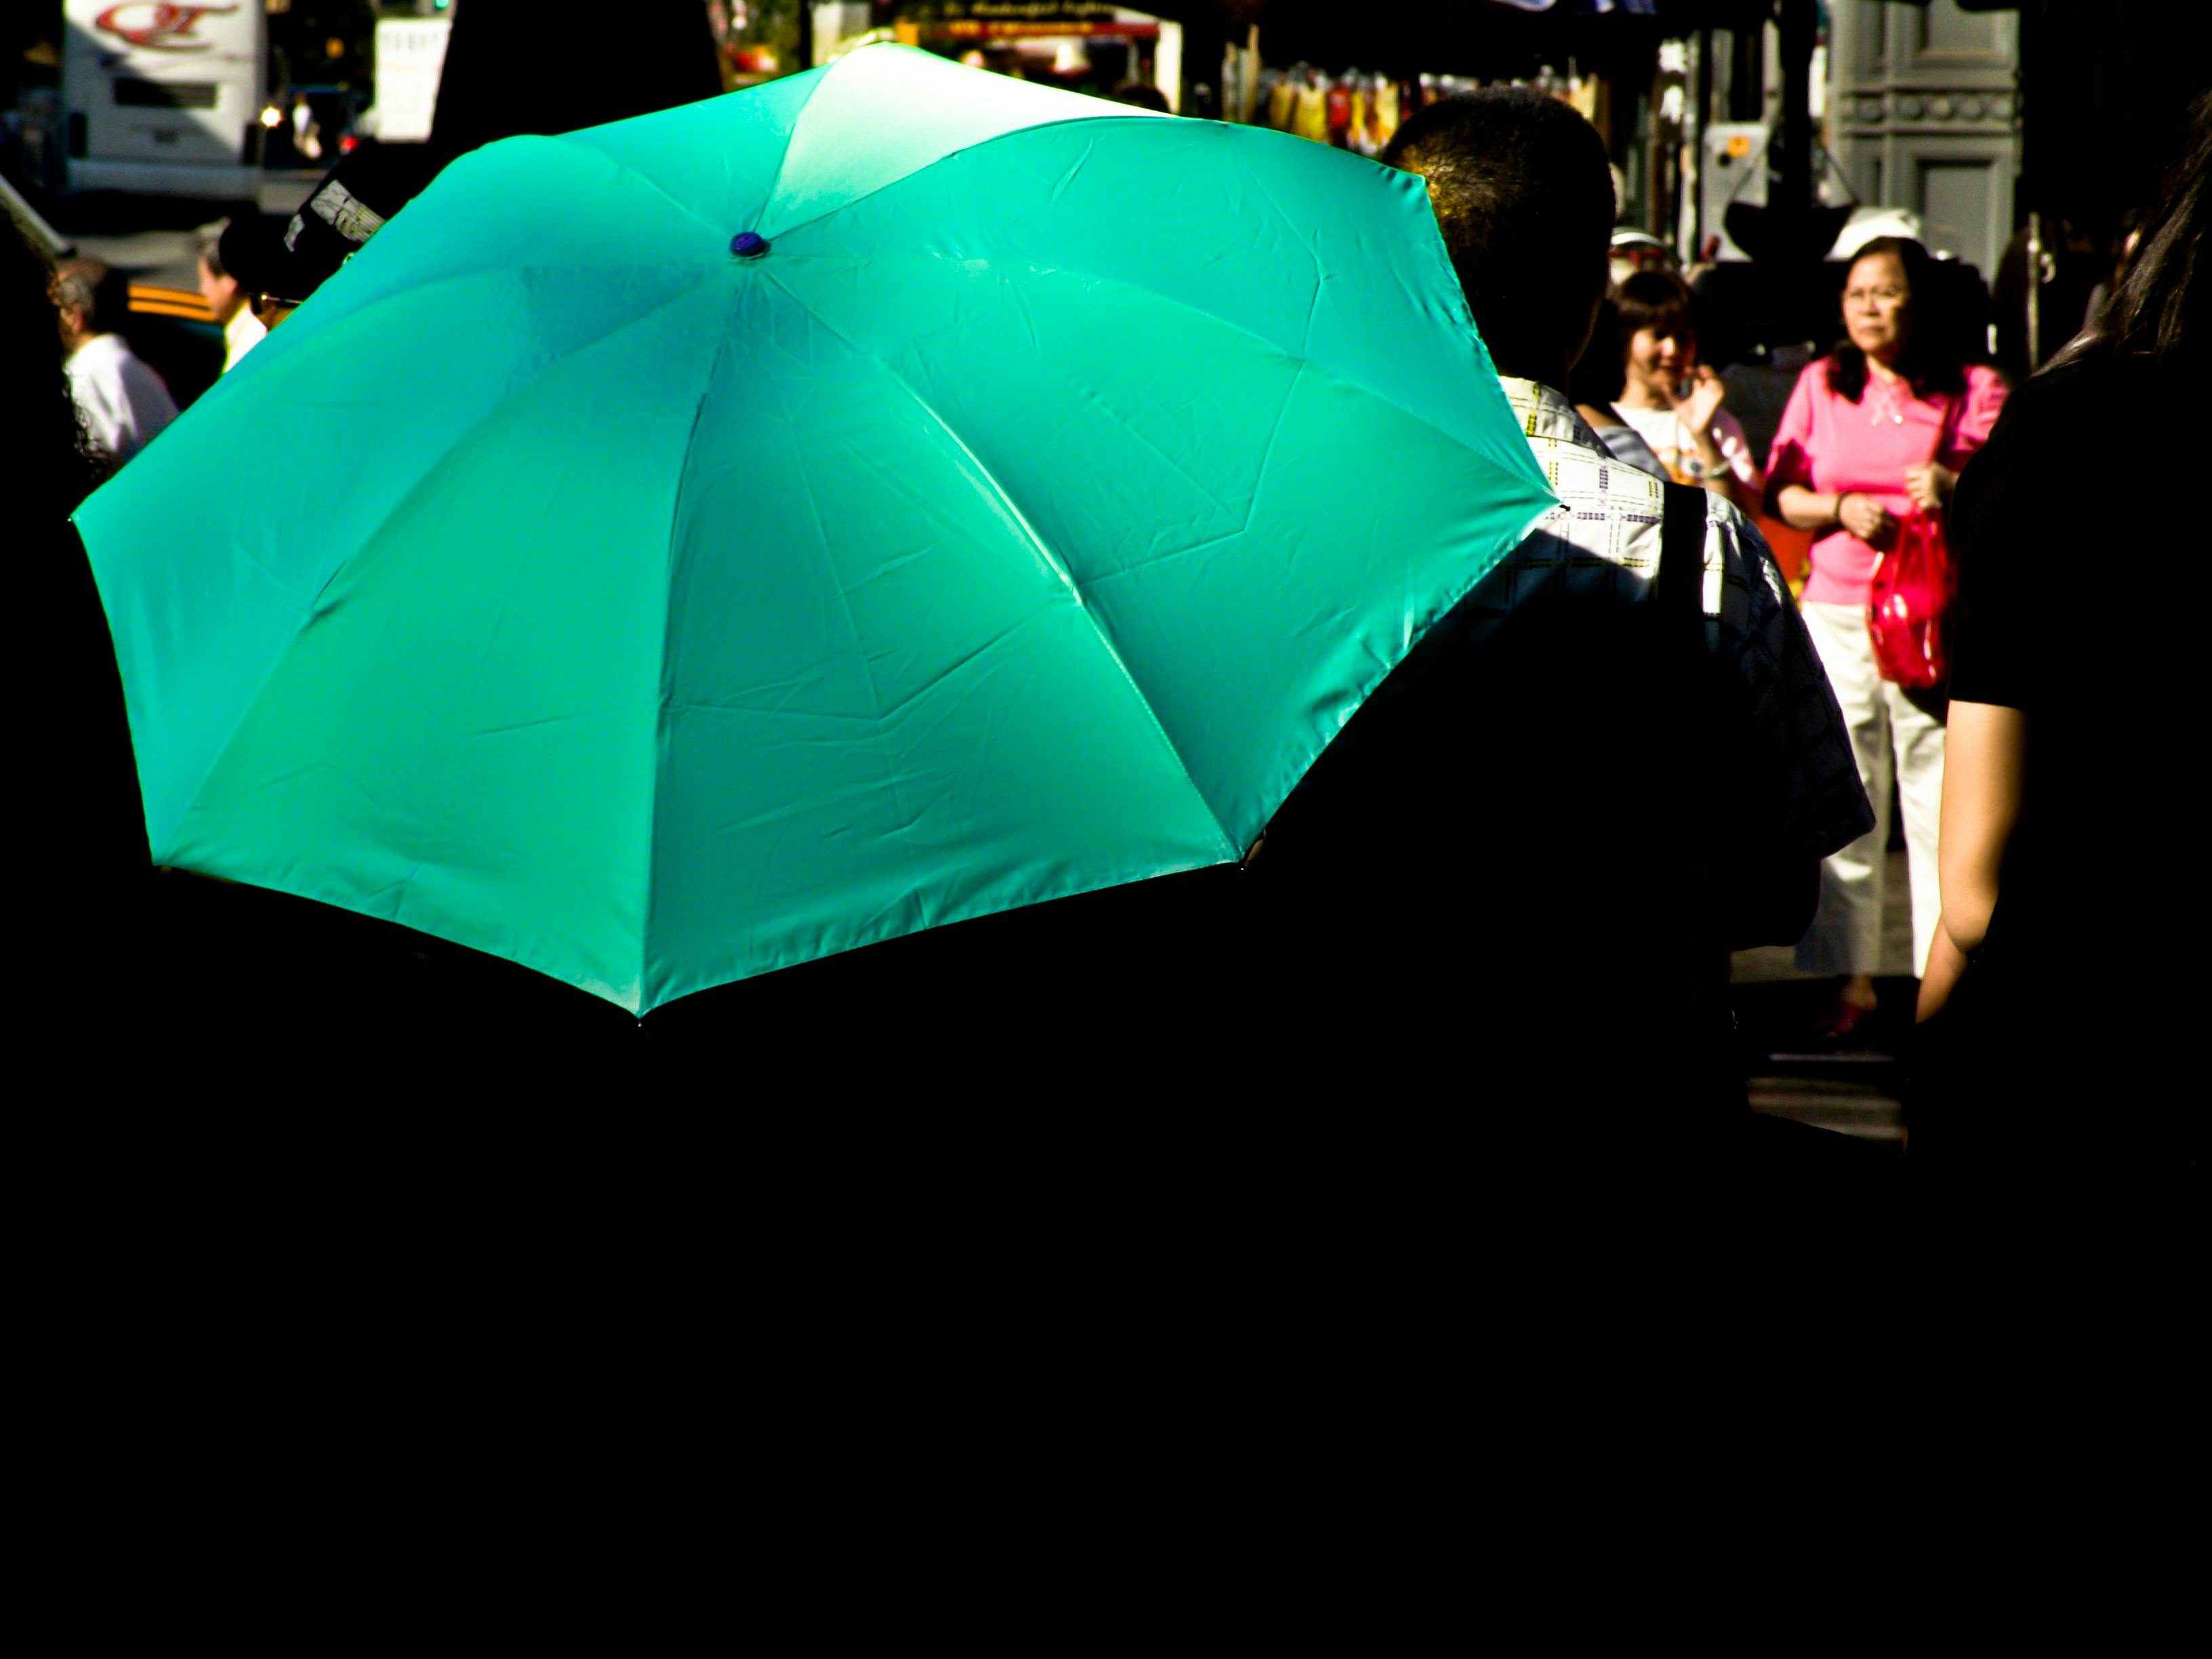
left=1946, top=369, right=2076, bottom=710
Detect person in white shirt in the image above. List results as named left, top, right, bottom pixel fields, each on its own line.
left=196, top=223, right=266, bottom=373
left=1607, top=268, right=1765, bottom=520
left=55, top=259, right=177, bottom=464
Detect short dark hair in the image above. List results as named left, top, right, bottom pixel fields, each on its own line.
left=54, top=258, right=129, bottom=335
left=1614, top=268, right=1695, bottom=348
left=197, top=223, right=229, bottom=280
left=1381, top=87, right=1614, bottom=375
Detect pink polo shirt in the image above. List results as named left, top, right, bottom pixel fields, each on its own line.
left=1765, top=359, right=2009, bottom=605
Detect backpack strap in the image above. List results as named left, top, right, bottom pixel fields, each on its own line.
left=1656, top=478, right=1738, bottom=1079
left=1656, top=479, right=1706, bottom=628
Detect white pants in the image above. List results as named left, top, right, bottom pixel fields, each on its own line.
left=1797, top=600, right=1947, bottom=978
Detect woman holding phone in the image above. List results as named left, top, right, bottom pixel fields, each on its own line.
left=1609, top=269, right=1765, bottom=518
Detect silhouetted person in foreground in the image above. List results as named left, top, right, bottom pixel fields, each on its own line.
left=10, top=216, right=148, bottom=1010
left=1921, top=92, right=2211, bottom=1187
left=1253, top=91, right=1872, bottom=1136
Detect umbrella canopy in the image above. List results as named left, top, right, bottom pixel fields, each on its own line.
left=78, top=45, right=1554, bottom=1015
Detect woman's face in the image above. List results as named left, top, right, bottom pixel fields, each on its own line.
left=1626, top=323, right=1695, bottom=397
left=1843, top=251, right=1914, bottom=364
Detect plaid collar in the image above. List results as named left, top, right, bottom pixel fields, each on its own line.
left=1498, top=377, right=1604, bottom=450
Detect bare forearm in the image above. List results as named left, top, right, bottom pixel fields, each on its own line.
left=1918, top=926, right=1969, bottom=1020
left=1936, top=701, right=2028, bottom=957
left=1775, top=485, right=1840, bottom=531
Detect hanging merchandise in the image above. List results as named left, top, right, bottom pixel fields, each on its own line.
left=1325, top=77, right=1351, bottom=147
left=1291, top=70, right=1330, bottom=144
left=1370, top=77, right=1401, bottom=155
left=1263, top=65, right=1295, bottom=131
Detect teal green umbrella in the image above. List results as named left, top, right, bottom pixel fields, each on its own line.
left=78, top=46, right=1554, bottom=1014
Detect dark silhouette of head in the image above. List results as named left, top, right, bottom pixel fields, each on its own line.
left=1107, top=81, right=1170, bottom=112
left=1566, top=297, right=1628, bottom=407
left=2060, top=88, right=2210, bottom=371
left=1380, top=87, right=1616, bottom=388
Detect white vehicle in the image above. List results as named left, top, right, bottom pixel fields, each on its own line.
left=63, top=1, right=266, bottom=197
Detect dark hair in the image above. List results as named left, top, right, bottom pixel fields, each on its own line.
left=1824, top=237, right=1965, bottom=401
left=197, top=222, right=229, bottom=280
left=54, top=258, right=131, bottom=337
left=1567, top=297, right=1628, bottom=405
left=1381, top=87, right=1614, bottom=376
left=2055, top=89, right=2209, bottom=371
left=1107, top=81, right=1170, bottom=112
left=1615, top=268, right=1695, bottom=349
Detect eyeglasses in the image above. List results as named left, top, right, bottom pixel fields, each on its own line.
left=1843, top=285, right=1908, bottom=306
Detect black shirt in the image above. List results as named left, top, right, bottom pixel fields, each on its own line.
left=1946, top=350, right=2197, bottom=1111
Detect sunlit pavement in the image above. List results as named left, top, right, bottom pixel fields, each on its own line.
left=1733, top=848, right=1916, bottom=1147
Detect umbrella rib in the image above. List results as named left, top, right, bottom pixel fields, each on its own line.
left=294, top=268, right=725, bottom=619
left=157, top=270, right=726, bottom=869
left=748, top=67, right=835, bottom=239
left=545, top=134, right=735, bottom=244
left=758, top=114, right=1157, bottom=244
left=642, top=360, right=726, bottom=994
left=767, top=247, right=1546, bottom=504
left=758, top=267, right=1239, bottom=864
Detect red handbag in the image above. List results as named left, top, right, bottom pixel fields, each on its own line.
left=1866, top=392, right=1961, bottom=690
left=1867, top=508, right=1953, bottom=689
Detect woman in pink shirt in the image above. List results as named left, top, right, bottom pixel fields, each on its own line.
left=1767, top=237, right=2008, bottom=1036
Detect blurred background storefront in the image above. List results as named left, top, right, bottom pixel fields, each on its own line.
left=7, top=0, right=2202, bottom=378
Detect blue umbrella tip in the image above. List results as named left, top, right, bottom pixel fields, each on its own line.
left=731, top=231, right=769, bottom=258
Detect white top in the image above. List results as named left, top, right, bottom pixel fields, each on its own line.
left=1610, top=401, right=1759, bottom=489
left=66, top=332, right=178, bottom=463
left=1589, top=417, right=1664, bottom=478
left=222, top=305, right=268, bottom=373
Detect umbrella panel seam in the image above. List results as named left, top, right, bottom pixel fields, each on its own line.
left=744, top=64, right=834, bottom=243
left=757, top=265, right=1240, bottom=867
left=152, top=268, right=727, bottom=949
left=285, top=266, right=725, bottom=625
left=757, top=113, right=1164, bottom=245
left=642, top=285, right=738, bottom=1003
left=760, top=247, right=1547, bottom=508
left=752, top=251, right=1555, bottom=853
left=544, top=131, right=769, bottom=249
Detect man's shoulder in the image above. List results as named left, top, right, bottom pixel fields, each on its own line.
left=1696, top=492, right=1789, bottom=613
left=1698, top=489, right=1765, bottom=555
left=68, top=333, right=137, bottom=382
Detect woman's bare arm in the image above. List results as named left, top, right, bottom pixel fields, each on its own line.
left=1773, top=484, right=1834, bottom=529
left=1776, top=485, right=1891, bottom=543
left=1918, top=699, right=2028, bottom=1020
left=1715, top=468, right=1764, bottom=520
